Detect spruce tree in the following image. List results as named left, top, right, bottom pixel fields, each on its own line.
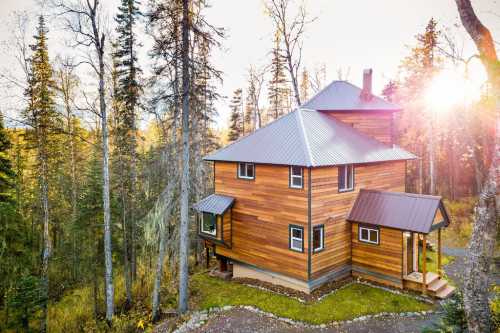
left=228, top=88, right=243, bottom=141
left=268, top=32, right=288, bottom=120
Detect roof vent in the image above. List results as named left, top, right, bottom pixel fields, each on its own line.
left=360, top=68, right=373, bottom=102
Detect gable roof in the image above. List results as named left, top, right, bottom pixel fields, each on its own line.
left=302, top=80, right=401, bottom=111
left=193, top=194, right=235, bottom=215
left=205, top=109, right=415, bottom=167
left=347, top=189, right=450, bottom=234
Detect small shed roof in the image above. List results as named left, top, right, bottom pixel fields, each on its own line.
left=193, top=194, right=234, bottom=215
left=347, top=189, right=450, bottom=234
left=204, top=109, right=415, bottom=167
left=302, top=80, right=401, bottom=111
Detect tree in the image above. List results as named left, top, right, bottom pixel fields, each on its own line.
left=268, top=32, right=288, bottom=120
left=53, top=0, right=115, bottom=322
left=454, top=1, right=499, bottom=332
left=246, top=65, right=265, bottom=130
left=265, top=0, right=314, bottom=107
left=228, top=88, right=243, bottom=141
left=300, top=67, right=309, bottom=103
left=22, top=16, right=60, bottom=332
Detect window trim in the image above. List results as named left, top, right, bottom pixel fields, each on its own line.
left=312, top=224, right=325, bottom=253
left=289, top=166, right=303, bottom=189
left=288, top=224, right=304, bottom=253
left=237, top=162, right=255, bottom=180
left=358, top=225, right=379, bottom=245
left=338, top=164, right=354, bottom=192
left=200, top=212, right=217, bottom=236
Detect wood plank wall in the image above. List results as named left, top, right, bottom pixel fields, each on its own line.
left=222, top=209, right=232, bottom=247
left=310, top=161, right=406, bottom=280
left=351, top=223, right=404, bottom=288
left=326, top=111, right=394, bottom=145
left=214, top=162, right=310, bottom=281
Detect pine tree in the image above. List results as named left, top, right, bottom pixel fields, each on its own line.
left=22, top=15, right=60, bottom=333
left=228, top=88, right=243, bottom=141
left=300, top=67, right=310, bottom=103
left=0, top=115, right=15, bottom=203
left=268, top=32, right=288, bottom=120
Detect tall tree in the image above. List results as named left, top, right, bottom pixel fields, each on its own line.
left=300, top=67, right=309, bottom=103
left=265, top=0, right=313, bottom=107
left=246, top=65, right=265, bottom=130
left=22, top=16, right=60, bottom=333
left=454, top=1, right=499, bottom=332
left=268, top=32, right=288, bottom=120
left=53, top=0, right=115, bottom=322
left=114, top=0, right=142, bottom=287
left=228, top=88, right=243, bottom=141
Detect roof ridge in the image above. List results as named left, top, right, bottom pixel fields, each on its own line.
left=300, top=79, right=337, bottom=109
left=359, top=189, right=442, bottom=200
left=295, top=109, right=314, bottom=167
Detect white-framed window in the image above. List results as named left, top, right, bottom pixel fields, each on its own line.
left=338, top=164, right=354, bottom=192
left=238, top=162, right=255, bottom=179
left=289, top=166, right=303, bottom=189
left=359, top=226, right=379, bottom=245
left=201, top=212, right=217, bottom=236
left=313, top=225, right=324, bottom=252
left=289, top=225, right=304, bottom=252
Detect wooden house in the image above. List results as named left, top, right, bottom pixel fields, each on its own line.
left=194, top=69, right=454, bottom=299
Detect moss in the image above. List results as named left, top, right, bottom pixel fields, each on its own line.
left=191, top=274, right=433, bottom=324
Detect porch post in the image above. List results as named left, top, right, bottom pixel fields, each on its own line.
left=422, top=234, right=427, bottom=295
left=438, top=228, right=442, bottom=277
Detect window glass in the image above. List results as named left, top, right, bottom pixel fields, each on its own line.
left=359, top=226, right=379, bottom=244
left=369, top=230, right=378, bottom=243
left=292, top=228, right=302, bottom=239
left=290, top=166, right=303, bottom=188
left=290, top=226, right=303, bottom=252
left=313, top=226, right=324, bottom=252
left=246, top=163, right=254, bottom=178
left=361, top=228, right=369, bottom=241
left=239, top=163, right=246, bottom=177
left=201, top=212, right=216, bottom=236
left=339, top=164, right=354, bottom=191
left=238, top=163, right=255, bottom=179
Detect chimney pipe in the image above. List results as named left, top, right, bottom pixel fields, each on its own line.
left=361, top=68, right=373, bottom=101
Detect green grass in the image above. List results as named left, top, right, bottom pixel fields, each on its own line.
left=191, top=274, right=433, bottom=324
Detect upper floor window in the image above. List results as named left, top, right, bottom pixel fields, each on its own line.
left=338, top=164, right=354, bottom=192
left=238, top=162, right=255, bottom=179
left=201, top=212, right=216, bottom=236
left=289, top=166, right=303, bottom=189
left=359, top=225, right=379, bottom=245
left=289, top=225, right=304, bottom=252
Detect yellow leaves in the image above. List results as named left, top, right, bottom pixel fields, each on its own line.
left=136, top=319, right=145, bottom=330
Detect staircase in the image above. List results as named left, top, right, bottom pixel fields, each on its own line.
left=404, top=272, right=455, bottom=299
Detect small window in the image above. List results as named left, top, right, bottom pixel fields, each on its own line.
left=201, top=212, right=216, bottom=236
left=338, top=164, right=354, bottom=192
left=238, top=162, right=255, bottom=179
left=359, top=226, right=379, bottom=245
left=313, top=225, right=324, bottom=253
left=289, top=166, right=303, bottom=189
left=289, top=225, right=304, bottom=252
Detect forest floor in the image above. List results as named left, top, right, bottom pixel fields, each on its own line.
left=163, top=246, right=499, bottom=333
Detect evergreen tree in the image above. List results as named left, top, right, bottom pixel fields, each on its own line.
left=268, top=32, right=288, bottom=120
left=228, top=88, right=243, bottom=141
left=300, top=67, right=310, bottom=103
left=0, top=114, right=15, bottom=203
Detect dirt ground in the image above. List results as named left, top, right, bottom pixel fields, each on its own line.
left=163, top=247, right=497, bottom=333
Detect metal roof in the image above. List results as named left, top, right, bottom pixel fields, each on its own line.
left=204, top=109, right=416, bottom=167
left=347, top=189, right=449, bottom=233
left=193, top=194, right=234, bottom=215
left=302, top=80, right=401, bottom=111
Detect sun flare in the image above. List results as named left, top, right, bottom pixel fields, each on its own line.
left=424, top=68, right=482, bottom=112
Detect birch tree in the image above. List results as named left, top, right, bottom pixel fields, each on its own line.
left=454, top=1, right=499, bottom=332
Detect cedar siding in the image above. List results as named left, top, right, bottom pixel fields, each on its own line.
left=214, top=162, right=310, bottom=281
left=310, top=161, right=406, bottom=280
left=326, top=111, right=394, bottom=145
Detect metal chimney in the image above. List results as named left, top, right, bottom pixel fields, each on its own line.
left=360, top=68, right=373, bottom=101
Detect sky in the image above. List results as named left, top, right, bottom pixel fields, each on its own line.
left=0, top=0, right=498, bottom=128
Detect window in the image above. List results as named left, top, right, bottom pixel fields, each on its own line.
left=359, top=226, right=379, bottom=244
left=238, top=162, right=255, bottom=179
left=289, top=166, right=303, bottom=189
left=289, top=225, right=304, bottom=252
left=313, top=225, right=324, bottom=253
left=201, top=212, right=216, bottom=236
left=338, top=164, right=354, bottom=192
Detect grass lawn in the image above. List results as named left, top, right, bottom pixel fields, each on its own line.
left=191, top=274, right=433, bottom=324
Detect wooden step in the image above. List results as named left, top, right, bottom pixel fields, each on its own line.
left=428, top=278, right=447, bottom=293
left=436, top=285, right=456, bottom=299
left=425, top=272, right=439, bottom=286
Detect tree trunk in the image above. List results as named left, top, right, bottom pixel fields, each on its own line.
left=178, top=0, right=191, bottom=314
left=454, top=1, right=499, bottom=332
left=40, top=145, right=50, bottom=333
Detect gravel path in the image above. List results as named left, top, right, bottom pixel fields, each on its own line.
left=165, top=247, right=494, bottom=333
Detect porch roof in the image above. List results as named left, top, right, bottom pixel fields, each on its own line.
left=347, top=189, right=450, bottom=234
left=193, top=194, right=235, bottom=215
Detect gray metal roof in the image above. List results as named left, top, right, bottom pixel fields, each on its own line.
left=347, top=189, right=449, bottom=234
left=193, top=194, right=234, bottom=215
left=205, top=109, right=415, bottom=167
left=302, top=80, right=401, bottom=111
